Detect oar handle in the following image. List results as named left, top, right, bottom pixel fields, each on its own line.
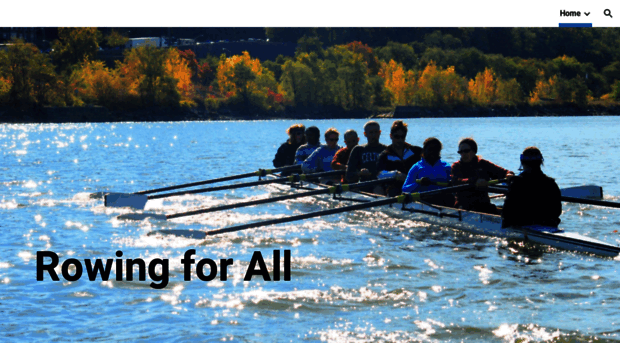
left=136, top=165, right=301, bottom=195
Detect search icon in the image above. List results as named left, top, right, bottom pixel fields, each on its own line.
left=604, top=9, right=613, bottom=18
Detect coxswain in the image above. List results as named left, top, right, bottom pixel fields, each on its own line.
left=377, top=120, right=423, bottom=196
left=345, top=121, right=387, bottom=193
left=273, top=124, right=305, bottom=171
left=402, top=137, right=453, bottom=206
left=294, top=126, right=321, bottom=165
left=331, top=129, right=359, bottom=183
left=501, top=147, right=562, bottom=228
left=451, top=137, right=514, bottom=214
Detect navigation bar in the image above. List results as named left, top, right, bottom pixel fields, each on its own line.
left=3, top=1, right=620, bottom=27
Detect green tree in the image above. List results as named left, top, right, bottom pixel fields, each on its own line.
left=0, top=39, right=59, bottom=108
left=375, top=42, right=417, bottom=71
left=296, top=36, right=324, bottom=58
left=52, top=27, right=100, bottom=73
left=105, top=30, right=129, bottom=48
left=122, top=47, right=180, bottom=106
left=280, top=60, right=316, bottom=106
left=229, top=62, right=256, bottom=108
left=335, top=55, right=372, bottom=109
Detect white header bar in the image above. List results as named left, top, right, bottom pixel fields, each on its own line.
left=4, top=1, right=619, bottom=27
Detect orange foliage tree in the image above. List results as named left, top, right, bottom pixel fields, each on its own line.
left=216, top=51, right=279, bottom=110
left=165, top=49, right=196, bottom=106
left=115, top=47, right=194, bottom=107
left=71, top=59, right=117, bottom=106
left=379, top=60, right=408, bottom=105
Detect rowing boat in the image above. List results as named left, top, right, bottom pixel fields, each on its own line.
left=283, top=177, right=620, bottom=257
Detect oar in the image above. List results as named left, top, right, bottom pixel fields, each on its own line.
left=490, top=185, right=603, bottom=200
left=119, top=178, right=396, bottom=221
left=107, top=170, right=343, bottom=210
left=487, top=186, right=620, bottom=209
left=416, top=179, right=506, bottom=187
left=99, top=164, right=301, bottom=201
left=148, top=184, right=476, bottom=238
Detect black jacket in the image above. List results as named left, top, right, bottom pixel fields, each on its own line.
left=501, top=170, right=562, bottom=228
left=273, top=141, right=301, bottom=174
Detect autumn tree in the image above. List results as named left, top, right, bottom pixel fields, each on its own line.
left=215, top=51, right=278, bottom=111
left=71, top=59, right=119, bottom=107
left=380, top=60, right=408, bottom=105
left=468, top=68, right=498, bottom=105
left=412, top=61, right=468, bottom=107
left=0, top=39, right=59, bottom=108
left=116, top=46, right=190, bottom=107
left=344, top=41, right=381, bottom=76
left=52, top=27, right=100, bottom=73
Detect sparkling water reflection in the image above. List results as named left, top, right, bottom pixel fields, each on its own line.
left=1, top=117, right=620, bottom=342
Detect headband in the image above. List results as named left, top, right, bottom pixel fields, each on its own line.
left=520, top=154, right=544, bottom=162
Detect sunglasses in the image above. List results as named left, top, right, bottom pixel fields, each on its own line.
left=327, top=138, right=339, bottom=142
left=294, top=132, right=304, bottom=136
left=458, top=149, right=472, bottom=154
left=392, top=134, right=406, bottom=139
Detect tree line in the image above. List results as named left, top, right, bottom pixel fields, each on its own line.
left=1, top=28, right=619, bottom=114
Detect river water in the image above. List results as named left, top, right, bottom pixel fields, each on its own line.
left=1, top=116, right=620, bottom=342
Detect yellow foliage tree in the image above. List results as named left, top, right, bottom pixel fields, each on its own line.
left=413, top=61, right=468, bottom=107
left=529, top=70, right=557, bottom=104
left=468, top=68, right=498, bottom=105
left=165, top=49, right=195, bottom=106
left=71, top=59, right=118, bottom=106
left=216, top=51, right=263, bottom=98
left=115, top=47, right=194, bottom=107
left=379, top=60, right=408, bottom=105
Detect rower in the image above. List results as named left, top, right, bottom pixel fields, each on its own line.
left=501, top=147, right=562, bottom=228
left=402, top=137, right=453, bottom=206
left=273, top=124, right=305, bottom=174
left=294, top=126, right=321, bottom=165
left=345, top=121, right=387, bottom=193
left=377, top=120, right=422, bottom=196
left=302, top=128, right=342, bottom=183
left=451, top=137, right=514, bottom=214
left=331, top=129, right=359, bottom=183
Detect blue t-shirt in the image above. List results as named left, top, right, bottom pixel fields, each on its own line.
left=402, top=158, right=451, bottom=193
left=302, top=145, right=342, bottom=173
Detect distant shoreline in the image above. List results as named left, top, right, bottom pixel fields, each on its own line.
left=1, top=103, right=619, bottom=124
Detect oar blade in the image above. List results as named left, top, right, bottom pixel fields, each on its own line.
left=117, top=212, right=167, bottom=221
left=104, top=193, right=149, bottom=209
left=560, top=185, right=603, bottom=199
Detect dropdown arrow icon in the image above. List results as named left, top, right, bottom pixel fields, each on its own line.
left=585, top=12, right=591, bottom=16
